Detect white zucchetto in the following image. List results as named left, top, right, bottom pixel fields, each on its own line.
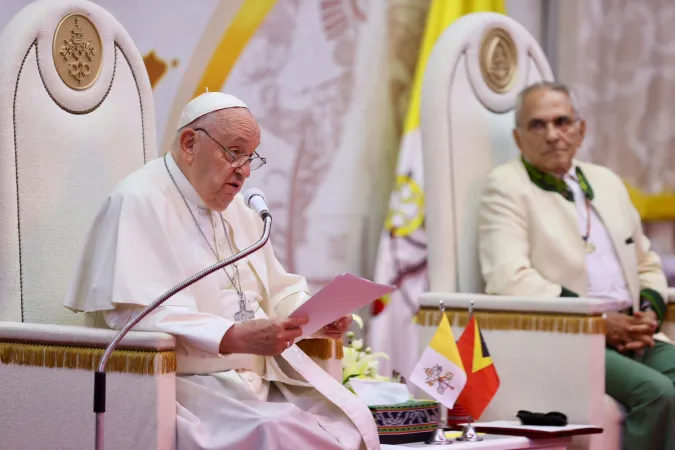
left=176, top=92, right=248, bottom=130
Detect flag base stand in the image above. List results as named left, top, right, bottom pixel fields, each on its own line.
left=456, top=423, right=482, bottom=442
left=425, top=427, right=453, bottom=445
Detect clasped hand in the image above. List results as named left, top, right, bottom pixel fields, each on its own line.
left=606, top=310, right=658, bottom=353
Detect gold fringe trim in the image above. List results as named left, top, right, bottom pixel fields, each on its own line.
left=297, top=338, right=344, bottom=360
left=666, top=303, right=675, bottom=323
left=416, top=308, right=606, bottom=335
left=0, top=341, right=176, bottom=375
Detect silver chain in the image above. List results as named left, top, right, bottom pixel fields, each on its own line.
left=163, top=154, right=246, bottom=302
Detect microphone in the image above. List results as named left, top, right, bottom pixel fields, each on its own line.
left=244, top=188, right=270, bottom=220
left=93, top=196, right=272, bottom=450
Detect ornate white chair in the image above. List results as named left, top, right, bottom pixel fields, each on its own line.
left=0, top=1, right=172, bottom=448
left=0, top=2, right=343, bottom=449
left=414, top=12, right=665, bottom=450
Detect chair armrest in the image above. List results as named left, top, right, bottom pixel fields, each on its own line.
left=0, top=321, right=176, bottom=450
left=296, top=338, right=343, bottom=382
left=420, top=292, right=620, bottom=315
left=0, top=320, right=175, bottom=348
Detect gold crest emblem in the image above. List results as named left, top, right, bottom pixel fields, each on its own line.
left=52, top=14, right=102, bottom=90
left=479, top=27, right=517, bottom=93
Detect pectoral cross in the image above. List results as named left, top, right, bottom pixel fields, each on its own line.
left=234, top=297, right=255, bottom=322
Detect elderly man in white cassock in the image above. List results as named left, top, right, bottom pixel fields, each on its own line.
left=64, top=92, right=381, bottom=450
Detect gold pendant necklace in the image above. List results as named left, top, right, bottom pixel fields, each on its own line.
left=582, top=197, right=595, bottom=254
left=217, top=215, right=255, bottom=323
left=584, top=240, right=596, bottom=254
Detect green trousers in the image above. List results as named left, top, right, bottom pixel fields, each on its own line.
left=606, top=341, right=675, bottom=450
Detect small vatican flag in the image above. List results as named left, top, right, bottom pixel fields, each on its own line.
left=410, top=314, right=467, bottom=408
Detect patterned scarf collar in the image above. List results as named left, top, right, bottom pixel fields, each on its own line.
left=521, top=157, right=594, bottom=202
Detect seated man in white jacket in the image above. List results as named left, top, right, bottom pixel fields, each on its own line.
left=478, top=81, right=675, bottom=450
left=64, top=92, right=380, bottom=450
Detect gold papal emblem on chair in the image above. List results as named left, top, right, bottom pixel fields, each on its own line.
left=52, top=14, right=102, bottom=90
left=479, top=27, right=517, bottom=94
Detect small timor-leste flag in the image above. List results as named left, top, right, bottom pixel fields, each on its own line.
left=410, top=314, right=467, bottom=408
left=456, top=314, right=500, bottom=419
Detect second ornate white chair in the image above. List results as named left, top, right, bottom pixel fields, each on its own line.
left=413, top=12, right=664, bottom=450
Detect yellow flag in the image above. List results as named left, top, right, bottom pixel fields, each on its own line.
left=404, top=0, right=506, bottom=134
left=429, top=315, right=465, bottom=370
left=370, top=0, right=506, bottom=381
left=410, top=314, right=466, bottom=408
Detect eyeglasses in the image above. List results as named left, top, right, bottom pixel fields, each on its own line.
left=193, top=128, right=266, bottom=171
left=520, top=115, right=578, bottom=137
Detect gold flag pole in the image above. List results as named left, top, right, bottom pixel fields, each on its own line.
left=456, top=299, right=482, bottom=442
left=425, top=299, right=453, bottom=445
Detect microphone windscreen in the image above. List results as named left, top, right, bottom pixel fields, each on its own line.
left=244, top=188, right=265, bottom=208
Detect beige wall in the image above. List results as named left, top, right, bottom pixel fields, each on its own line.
left=555, top=0, right=675, bottom=283
left=507, top=0, right=543, bottom=46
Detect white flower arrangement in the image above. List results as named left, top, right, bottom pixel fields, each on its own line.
left=342, top=314, right=401, bottom=388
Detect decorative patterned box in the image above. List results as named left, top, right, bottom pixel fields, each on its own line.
left=368, top=400, right=439, bottom=444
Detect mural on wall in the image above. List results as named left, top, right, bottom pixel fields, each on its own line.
left=226, top=0, right=365, bottom=283
left=0, top=0, right=403, bottom=294
left=143, top=51, right=179, bottom=88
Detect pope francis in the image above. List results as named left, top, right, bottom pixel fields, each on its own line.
left=64, top=92, right=380, bottom=450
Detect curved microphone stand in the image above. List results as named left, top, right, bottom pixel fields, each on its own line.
left=94, top=214, right=272, bottom=450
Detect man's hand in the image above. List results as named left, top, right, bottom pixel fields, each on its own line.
left=605, top=311, right=634, bottom=352
left=605, top=310, right=657, bottom=353
left=625, top=310, right=658, bottom=352
left=320, top=315, right=353, bottom=340
left=219, top=315, right=309, bottom=356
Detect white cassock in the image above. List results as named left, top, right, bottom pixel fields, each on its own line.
left=64, top=153, right=381, bottom=450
